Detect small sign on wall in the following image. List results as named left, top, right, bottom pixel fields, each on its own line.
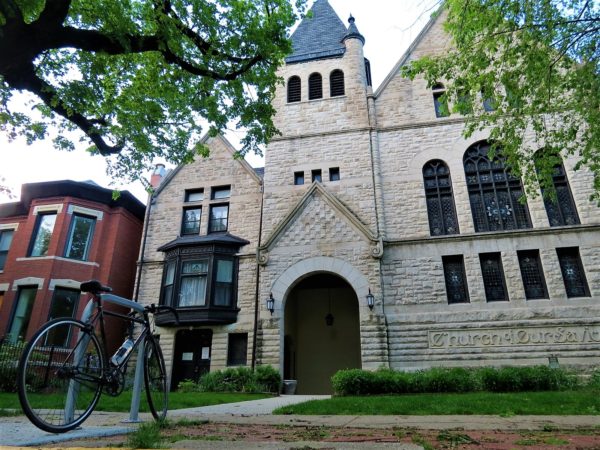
left=181, top=352, right=193, bottom=361
left=201, top=347, right=210, bottom=360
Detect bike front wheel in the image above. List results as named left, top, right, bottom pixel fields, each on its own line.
left=144, top=335, right=168, bottom=420
left=18, top=318, right=105, bottom=433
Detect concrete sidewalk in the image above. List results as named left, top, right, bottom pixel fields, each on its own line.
left=1, top=395, right=598, bottom=447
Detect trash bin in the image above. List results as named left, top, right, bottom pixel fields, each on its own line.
left=282, top=379, right=297, bottom=395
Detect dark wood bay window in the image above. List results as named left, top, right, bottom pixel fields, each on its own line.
left=156, top=234, right=249, bottom=325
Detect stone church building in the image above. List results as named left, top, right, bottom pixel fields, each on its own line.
left=137, top=0, right=600, bottom=394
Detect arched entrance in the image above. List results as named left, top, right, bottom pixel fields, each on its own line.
left=284, top=273, right=361, bottom=394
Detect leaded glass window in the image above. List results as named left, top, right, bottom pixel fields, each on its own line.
left=535, top=154, right=580, bottom=226
left=423, top=160, right=459, bottom=236
left=442, top=255, right=469, bottom=304
left=517, top=250, right=548, bottom=300
left=308, top=73, right=323, bottom=100
left=464, top=141, right=531, bottom=232
left=556, top=247, right=590, bottom=298
left=479, top=252, right=508, bottom=302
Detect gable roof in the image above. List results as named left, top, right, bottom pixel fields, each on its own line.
left=153, top=133, right=262, bottom=198
left=259, top=182, right=377, bottom=252
left=374, top=7, right=444, bottom=98
left=285, top=0, right=348, bottom=64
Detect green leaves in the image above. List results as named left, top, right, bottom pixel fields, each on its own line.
left=0, top=0, right=307, bottom=184
left=405, top=0, right=600, bottom=202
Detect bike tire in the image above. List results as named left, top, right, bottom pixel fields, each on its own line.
left=143, top=335, right=168, bottom=421
left=17, top=318, right=104, bottom=433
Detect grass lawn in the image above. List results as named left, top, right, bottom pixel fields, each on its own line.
left=274, top=390, right=600, bottom=416
left=0, top=391, right=272, bottom=413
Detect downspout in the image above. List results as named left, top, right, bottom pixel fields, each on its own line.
left=366, top=89, right=391, bottom=368
left=134, top=192, right=154, bottom=302
left=251, top=179, right=265, bottom=370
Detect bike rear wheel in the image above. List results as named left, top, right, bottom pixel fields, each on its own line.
left=144, top=335, right=168, bottom=420
left=18, top=318, right=104, bottom=433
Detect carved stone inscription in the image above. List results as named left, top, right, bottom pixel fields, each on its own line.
left=428, top=325, right=600, bottom=349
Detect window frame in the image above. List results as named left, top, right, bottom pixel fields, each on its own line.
left=311, top=169, right=322, bottom=183
left=517, top=250, right=549, bottom=300
left=287, top=75, right=301, bottom=103
left=64, top=213, right=96, bottom=261
left=29, top=211, right=57, bottom=257
left=535, top=152, right=580, bottom=227
left=208, top=203, right=229, bottom=233
left=227, top=333, right=248, bottom=366
left=432, top=83, right=449, bottom=118
left=0, top=229, right=14, bottom=271
left=294, top=171, right=305, bottom=185
left=45, top=287, right=80, bottom=347
left=423, top=160, right=459, bottom=236
left=181, top=206, right=202, bottom=235
left=8, top=285, right=37, bottom=342
left=160, top=253, right=239, bottom=311
left=211, top=185, right=231, bottom=200
left=442, top=255, right=470, bottom=304
left=479, top=252, right=509, bottom=302
left=329, top=69, right=345, bottom=97
left=329, top=167, right=340, bottom=182
left=464, top=141, right=532, bottom=232
left=308, top=73, right=323, bottom=100
left=556, top=247, right=590, bottom=298
left=185, top=189, right=204, bottom=203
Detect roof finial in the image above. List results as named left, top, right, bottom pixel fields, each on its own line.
left=343, top=13, right=365, bottom=45
left=348, top=14, right=355, bottom=24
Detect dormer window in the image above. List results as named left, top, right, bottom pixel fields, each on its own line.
left=432, top=83, right=449, bottom=118
left=330, top=70, right=345, bottom=97
left=287, top=76, right=301, bottom=103
left=308, top=73, right=323, bottom=100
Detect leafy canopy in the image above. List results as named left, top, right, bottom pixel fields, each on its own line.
left=405, top=0, right=599, bottom=202
left=0, top=0, right=307, bottom=186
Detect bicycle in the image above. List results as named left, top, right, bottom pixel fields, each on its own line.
left=17, top=280, right=178, bottom=433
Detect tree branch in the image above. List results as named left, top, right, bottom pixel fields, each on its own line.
left=35, top=0, right=71, bottom=28
left=11, top=62, right=123, bottom=155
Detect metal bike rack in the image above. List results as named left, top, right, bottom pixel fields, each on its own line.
left=66, top=299, right=146, bottom=424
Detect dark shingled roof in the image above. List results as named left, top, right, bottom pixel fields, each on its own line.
left=286, top=0, right=347, bottom=64
left=157, top=233, right=250, bottom=252
left=0, top=180, right=145, bottom=220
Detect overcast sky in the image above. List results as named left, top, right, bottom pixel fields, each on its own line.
left=0, top=0, right=440, bottom=205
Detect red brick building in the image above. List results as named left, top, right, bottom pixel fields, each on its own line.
left=0, top=180, right=145, bottom=352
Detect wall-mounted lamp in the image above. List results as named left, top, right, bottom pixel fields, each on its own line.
left=366, top=289, right=375, bottom=310
left=266, top=293, right=275, bottom=315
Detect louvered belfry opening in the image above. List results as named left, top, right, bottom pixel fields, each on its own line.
left=330, top=70, right=345, bottom=97
left=287, top=76, right=301, bottom=103
left=308, top=73, right=323, bottom=100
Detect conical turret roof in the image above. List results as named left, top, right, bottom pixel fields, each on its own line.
left=285, top=0, right=348, bottom=64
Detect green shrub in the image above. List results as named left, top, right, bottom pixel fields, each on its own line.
left=588, top=369, right=600, bottom=389
left=331, top=366, right=577, bottom=396
left=195, top=365, right=281, bottom=394
left=177, top=379, right=199, bottom=393
left=255, top=365, right=281, bottom=393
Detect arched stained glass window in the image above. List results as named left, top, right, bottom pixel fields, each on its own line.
left=423, top=160, right=459, bottom=236
left=464, top=141, right=532, bottom=232
left=330, top=70, right=345, bottom=97
left=308, top=73, right=323, bottom=100
left=534, top=151, right=580, bottom=226
left=287, top=76, right=301, bottom=103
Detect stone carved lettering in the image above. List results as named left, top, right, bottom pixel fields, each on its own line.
left=428, top=325, right=600, bottom=349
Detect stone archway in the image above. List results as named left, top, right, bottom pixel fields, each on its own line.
left=283, top=273, right=361, bottom=394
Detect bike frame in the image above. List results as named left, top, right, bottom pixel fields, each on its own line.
left=66, top=291, right=152, bottom=423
